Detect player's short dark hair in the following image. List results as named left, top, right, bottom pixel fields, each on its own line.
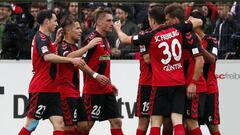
left=189, top=10, right=206, bottom=30
left=148, top=3, right=165, bottom=24
left=37, top=9, right=55, bottom=25
left=94, top=7, right=112, bottom=22
left=164, top=3, right=185, bottom=22
left=61, top=15, right=80, bottom=29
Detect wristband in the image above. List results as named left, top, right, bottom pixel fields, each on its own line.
left=191, top=79, right=198, bottom=85
left=92, top=72, right=98, bottom=78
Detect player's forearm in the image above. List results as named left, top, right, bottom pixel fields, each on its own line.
left=67, top=46, right=90, bottom=58
left=192, top=56, right=204, bottom=81
left=201, top=48, right=217, bottom=63
left=80, top=64, right=95, bottom=78
left=44, top=53, right=72, bottom=64
left=115, top=29, right=132, bottom=45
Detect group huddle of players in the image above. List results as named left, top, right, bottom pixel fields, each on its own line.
left=18, top=2, right=221, bottom=135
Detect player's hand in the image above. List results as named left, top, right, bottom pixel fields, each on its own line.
left=71, top=57, right=86, bottom=68
left=112, top=84, right=118, bottom=96
left=87, top=37, right=102, bottom=49
left=54, top=27, right=63, bottom=45
left=95, top=74, right=111, bottom=86
left=113, top=20, right=122, bottom=31
left=186, top=83, right=197, bottom=99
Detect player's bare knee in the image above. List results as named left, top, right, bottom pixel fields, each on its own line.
left=77, top=121, right=92, bottom=131
left=138, top=118, right=150, bottom=130
left=208, top=125, right=219, bottom=133
left=109, top=118, right=122, bottom=128
left=185, top=119, right=199, bottom=130
left=52, top=119, right=65, bottom=131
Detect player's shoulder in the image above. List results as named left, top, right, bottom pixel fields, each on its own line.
left=203, top=35, right=218, bottom=45
left=35, top=31, right=48, bottom=42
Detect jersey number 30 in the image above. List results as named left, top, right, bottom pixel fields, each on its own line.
left=158, top=38, right=182, bottom=65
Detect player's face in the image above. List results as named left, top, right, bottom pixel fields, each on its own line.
left=165, top=14, right=179, bottom=26
left=47, top=14, right=58, bottom=33
left=70, top=22, right=82, bottom=42
left=99, top=14, right=113, bottom=33
left=115, top=8, right=128, bottom=22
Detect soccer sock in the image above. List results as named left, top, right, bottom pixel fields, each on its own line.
left=79, top=131, right=90, bottom=135
left=111, top=128, right=124, bottom=135
left=18, top=127, right=31, bottom=135
left=184, top=127, right=189, bottom=135
left=174, top=124, right=185, bottom=135
left=162, top=127, right=173, bottom=135
left=210, top=130, right=221, bottom=135
left=64, top=130, right=78, bottom=135
left=136, top=128, right=146, bottom=135
left=53, top=131, right=65, bottom=135
left=189, top=127, right=202, bottom=135
left=149, top=127, right=160, bottom=135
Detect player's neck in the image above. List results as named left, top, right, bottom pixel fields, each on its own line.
left=152, top=23, right=164, bottom=31
left=197, top=31, right=205, bottom=39
left=96, top=28, right=107, bottom=37
left=64, top=36, right=75, bottom=45
left=39, top=26, right=51, bottom=36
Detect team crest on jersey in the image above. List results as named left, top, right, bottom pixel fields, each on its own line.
left=41, top=46, right=48, bottom=54
left=139, top=45, right=146, bottom=53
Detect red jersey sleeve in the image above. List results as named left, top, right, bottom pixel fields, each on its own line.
left=35, top=32, right=52, bottom=57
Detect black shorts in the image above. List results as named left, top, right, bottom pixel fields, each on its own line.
left=61, top=97, right=88, bottom=126
left=149, top=85, right=186, bottom=117
left=184, top=93, right=207, bottom=119
left=83, top=92, right=121, bottom=121
left=26, top=92, right=62, bottom=120
left=135, top=85, right=151, bottom=117
left=200, top=93, right=220, bottom=125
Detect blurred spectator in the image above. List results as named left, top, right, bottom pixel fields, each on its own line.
left=185, top=2, right=218, bottom=34
left=66, top=2, right=84, bottom=21
left=213, top=2, right=237, bottom=59
left=0, top=2, right=23, bottom=59
left=110, top=4, right=140, bottom=59
left=29, top=3, right=40, bottom=28
left=134, top=3, right=149, bottom=30
left=53, top=3, right=64, bottom=23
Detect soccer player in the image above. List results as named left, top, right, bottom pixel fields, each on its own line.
left=56, top=15, right=110, bottom=135
left=135, top=44, right=152, bottom=135
left=18, top=10, right=85, bottom=135
left=114, top=3, right=203, bottom=135
left=164, top=3, right=207, bottom=135
left=82, top=7, right=124, bottom=135
left=190, top=10, right=221, bottom=135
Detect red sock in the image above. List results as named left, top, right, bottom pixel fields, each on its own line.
left=53, top=131, right=64, bottom=135
left=18, top=127, right=31, bottom=135
left=162, top=127, right=173, bottom=135
left=210, top=131, right=221, bottom=135
left=149, top=127, right=160, bottom=135
left=174, top=124, right=185, bottom=135
left=64, top=130, right=78, bottom=135
left=189, top=127, right=202, bottom=135
left=136, top=128, right=146, bottom=135
left=79, top=131, right=90, bottom=135
left=111, top=128, right=124, bottom=135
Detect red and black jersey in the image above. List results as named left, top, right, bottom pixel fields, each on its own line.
left=29, top=31, right=57, bottom=93
left=201, top=35, right=219, bottom=93
left=132, top=23, right=193, bottom=87
left=183, top=32, right=207, bottom=93
left=138, top=45, right=152, bottom=85
left=56, top=41, right=80, bottom=99
left=83, top=31, right=112, bottom=94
